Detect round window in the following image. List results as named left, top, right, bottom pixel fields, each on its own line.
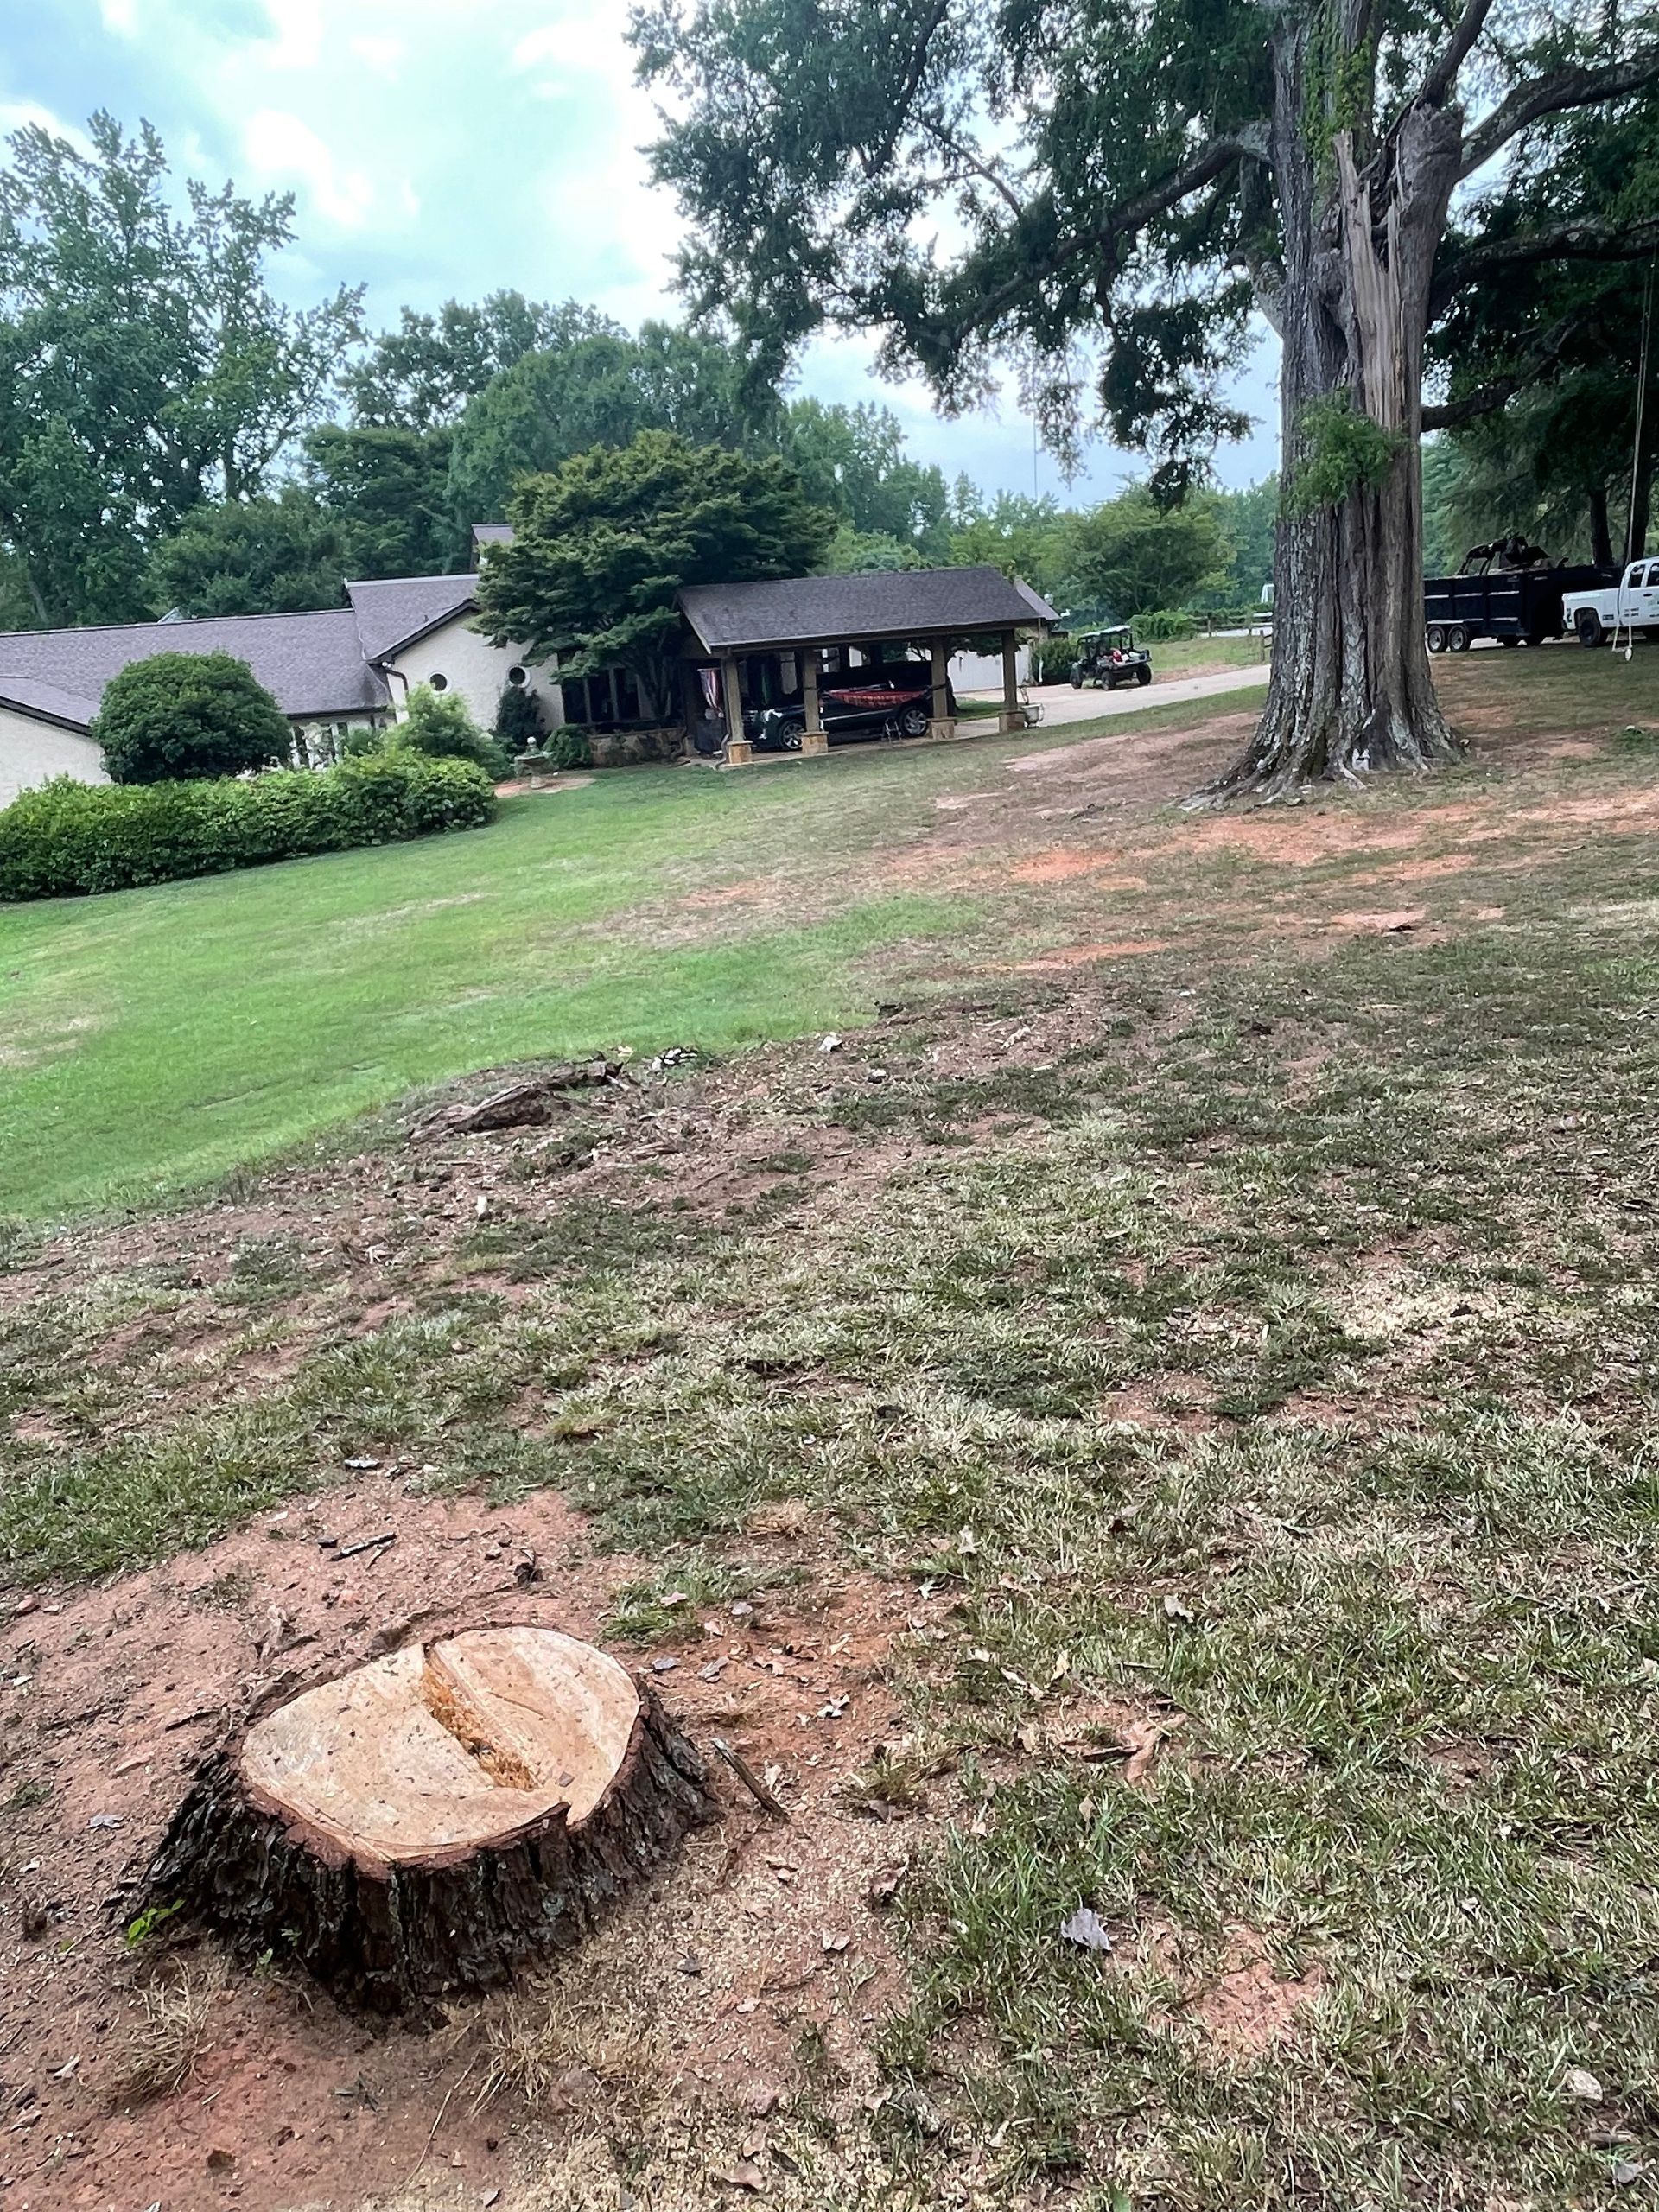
left=429, top=673, right=449, bottom=693
left=507, top=665, right=528, bottom=687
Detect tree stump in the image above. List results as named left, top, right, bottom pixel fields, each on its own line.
left=144, top=1627, right=717, bottom=2012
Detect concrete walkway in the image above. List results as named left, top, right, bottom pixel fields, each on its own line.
left=969, top=660, right=1271, bottom=731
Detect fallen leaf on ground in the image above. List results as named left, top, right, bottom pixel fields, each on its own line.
left=1121, top=1713, right=1184, bottom=1785
left=1060, top=1907, right=1113, bottom=1953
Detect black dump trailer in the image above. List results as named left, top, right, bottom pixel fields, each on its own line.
left=1424, top=540, right=1613, bottom=653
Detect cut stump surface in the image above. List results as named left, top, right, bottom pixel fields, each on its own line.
left=146, top=1626, right=717, bottom=2012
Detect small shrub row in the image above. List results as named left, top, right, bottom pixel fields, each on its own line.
left=0, top=751, right=496, bottom=904
left=1131, top=608, right=1200, bottom=642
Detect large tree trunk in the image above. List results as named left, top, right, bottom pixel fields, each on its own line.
left=1591, top=485, right=1617, bottom=572
left=1210, top=34, right=1465, bottom=800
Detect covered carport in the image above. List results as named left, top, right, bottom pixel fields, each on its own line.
left=677, top=566, right=1056, bottom=764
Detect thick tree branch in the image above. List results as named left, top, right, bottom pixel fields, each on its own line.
left=921, top=120, right=1025, bottom=216
left=941, top=127, right=1267, bottom=347
left=1421, top=313, right=1581, bottom=428
left=864, top=0, right=955, bottom=178
left=1419, top=0, right=1499, bottom=107
left=1459, top=49, right=1659, bottom=177
left=1431, top=214, right=1659, bottom=315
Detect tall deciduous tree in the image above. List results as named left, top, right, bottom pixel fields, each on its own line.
left=148, top=489, right=347, bottom=617
left=632, top=0, right=1659, bottom=797
left=0, top=112, right=360, bottom=627
left=448, top=321, right=779, bottom=525
left=783, top=398, right=954, bottom=556
left=474, top=430, right=833, bottom=720
left=344, top=294, right=613, bottom=432
left=1425, top=94, right=1659, bottom=568
left=1066, top=486, right=1231, bottom=619
left=305, top=423, right=467, bottom=578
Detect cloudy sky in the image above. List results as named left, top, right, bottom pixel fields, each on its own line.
left=2, top=0, right=1281, bottom=503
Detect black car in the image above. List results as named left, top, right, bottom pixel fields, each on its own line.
left=750, top=661, right=952, bottom=750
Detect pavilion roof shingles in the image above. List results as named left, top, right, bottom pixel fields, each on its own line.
left=677, top=565, right=1058, bottom=654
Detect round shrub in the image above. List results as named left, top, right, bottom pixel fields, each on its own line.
left=93, top=652, right=294, bottom=785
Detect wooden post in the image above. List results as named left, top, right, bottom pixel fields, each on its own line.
left=721, top=655, right=751, bottom=765
left=800, top=649, right=828, bottom=754
left=999, top=632, right=1023, bottom=733
left=929, top=639, right=955, bottom=742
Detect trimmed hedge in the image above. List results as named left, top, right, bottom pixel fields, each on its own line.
left=0, top=751, right=496, bottom=904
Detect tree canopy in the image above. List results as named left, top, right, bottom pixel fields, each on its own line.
left=448, top=321, right=779, bottom=527
left=148, top=489, right=348, bottom=618
left=343, top=293, right=604, bottom=432
left=474, top=431, right=833, bottom=721
left=783, top=399, right=953, bottom=560
left=632, top=0, right=1659, bottom=791
left=1066, top=487, right=1231, bottom=620
left=0, top=112, right=360, bottom=627
left=1426, top=94, right=1659, bottom=568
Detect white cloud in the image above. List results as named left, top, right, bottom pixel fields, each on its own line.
left=99, top=0, right=140, bottom=34
left=256, top=0, right=327, bottom=71
left=349, top=35, right=407, bottom=79
left=0, top=99, right=92, bottom=149
left=243, top=110, right=378, bottom=230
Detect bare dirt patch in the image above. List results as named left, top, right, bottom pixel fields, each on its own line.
left=0, top=1477, right=922, bottom=2210
left=1007, top=939, right=1173, bottom=971
left=1186, top=1928, right=1325, bottom=2061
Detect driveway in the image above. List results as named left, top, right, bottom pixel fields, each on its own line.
left=968, top=660, right=1271, bottom=730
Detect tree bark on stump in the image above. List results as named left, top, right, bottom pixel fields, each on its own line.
left=143, top=1628, right=717, bottom=2013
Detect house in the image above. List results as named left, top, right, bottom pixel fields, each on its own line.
left=0, top=554, right=563, bottom=809
left=0, top=546, right=1054, bottom=804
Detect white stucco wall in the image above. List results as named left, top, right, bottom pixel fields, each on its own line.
left=0, top=709, right=109, bottom=808
left=384, top=613, right=564, bottom=738
left=950, top=644, right=1033, bottom=693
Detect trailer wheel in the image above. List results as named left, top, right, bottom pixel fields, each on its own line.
left=1425, top=624, right=1446, bottom=653
left=1446, top=625, right=1470, bottom=653
left=1576, top=610, right=1605, bottom=648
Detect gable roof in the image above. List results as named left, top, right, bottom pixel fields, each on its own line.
left=346, top=574, right=480, bottom=661
left=0, top=608, right=387, bottom=729
left=677, top=565, right=1058, bottom=655
left=0, top=675, right=105, bottom=734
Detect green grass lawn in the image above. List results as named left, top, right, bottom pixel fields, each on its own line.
left=0, top=694, right=1238, bottom=1221
left=8, top=647, right=1659, bottom=2204
left=0, top=647, right=1649, bottom=1223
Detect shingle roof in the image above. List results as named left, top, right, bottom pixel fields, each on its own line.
left=0, top=675, right=105, bottom=733
left=471, top=524, right=513, bottom=561
left=346, top=574, right=480, bottom=660
left=0, top=609, right=387, bottom=723
left=677, top=565, right=1058, bottom=654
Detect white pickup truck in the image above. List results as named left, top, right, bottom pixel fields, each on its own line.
left=1562, top=558, right=1659, bottom=646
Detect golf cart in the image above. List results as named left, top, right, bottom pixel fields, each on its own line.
left=1069, top=626, right=1153, bottom=690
